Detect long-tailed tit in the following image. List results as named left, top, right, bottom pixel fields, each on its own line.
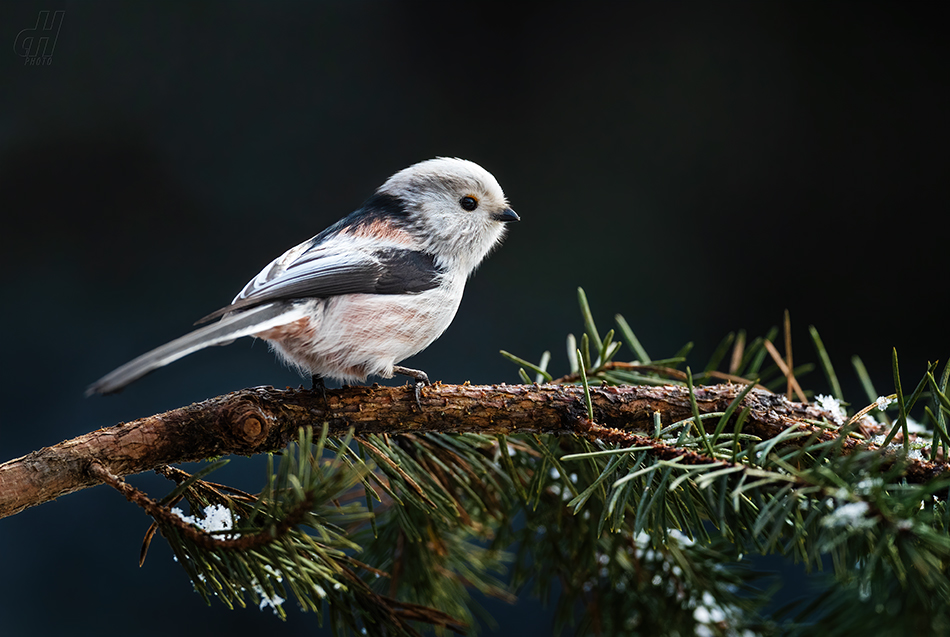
left=87, top=157, right=519, bottom=399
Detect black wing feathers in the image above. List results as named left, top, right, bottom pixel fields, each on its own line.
left=374, top=249, right=440, bottom=294
left=197, top=247, right=440, bottom=324
left=197, top=194, right=436, bottom=324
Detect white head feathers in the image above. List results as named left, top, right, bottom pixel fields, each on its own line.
left=378, top=157, right=518, bottom=274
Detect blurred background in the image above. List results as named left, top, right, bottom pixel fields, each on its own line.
left=1, top=2, right=946, bottom=634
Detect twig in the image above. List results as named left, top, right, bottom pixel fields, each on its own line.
left=89, top=461, right=314, bottom=552
left=2, top=383, right=945, bottom=519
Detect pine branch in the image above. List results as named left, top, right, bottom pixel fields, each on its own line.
left=6, top=285, right=946, bottom=634
left=3, top=383, right=947, bottom=519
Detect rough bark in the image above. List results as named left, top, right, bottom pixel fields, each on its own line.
left=1, top=382, right=944, bottom=519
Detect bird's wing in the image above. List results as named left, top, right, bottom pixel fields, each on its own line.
left=196, top=241, right=442, bottom=324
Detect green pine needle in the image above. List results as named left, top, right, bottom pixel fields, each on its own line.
left=809, top=326, right=843, bottom=401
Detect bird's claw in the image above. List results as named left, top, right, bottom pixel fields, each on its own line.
left=412, top=380, right=425, bottom=411
left=311, top=375, right=329, bottom=412
left=393, top=366, right=429, bottom=411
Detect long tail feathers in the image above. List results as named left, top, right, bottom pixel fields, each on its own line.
left=86, top=302, right=307, bottom=396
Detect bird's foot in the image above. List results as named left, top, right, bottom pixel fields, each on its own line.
left=311, top=374, right=329, bottom=412
left=393, top=366, right=430, bottom=411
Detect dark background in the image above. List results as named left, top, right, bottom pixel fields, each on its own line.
left=1, top=2, right=946, bottom=635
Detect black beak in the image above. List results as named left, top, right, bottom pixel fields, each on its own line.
left=494, top=207, right=520, bottom=223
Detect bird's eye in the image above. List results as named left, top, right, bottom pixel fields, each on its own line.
left=459, top=196, right=479, bottom=211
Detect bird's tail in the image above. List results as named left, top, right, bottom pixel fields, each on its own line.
left=86, top=302, right=307, bottom=396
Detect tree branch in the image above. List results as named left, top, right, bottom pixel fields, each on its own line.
left=2, top=382, right=944, bottom=519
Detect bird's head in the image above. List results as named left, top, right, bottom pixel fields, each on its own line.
left=377, top=157, right=519, bottom=275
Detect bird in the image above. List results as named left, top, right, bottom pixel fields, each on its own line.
left=87, top=157, right=519, bottom=402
